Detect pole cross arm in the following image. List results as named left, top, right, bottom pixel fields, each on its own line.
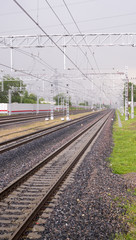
left=0, top=33, right=136, bottom=48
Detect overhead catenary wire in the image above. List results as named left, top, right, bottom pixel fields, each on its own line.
left=13, top=0, right=107, bottom=97
left=62, top=0, right=101, bottom=74
left=3, top=41, right=58, bottom=77
left=2, top=41, right=94, bottom=95
left=0, top=61, right=120, bottom=108
left=61, top=0, right=109, bottom=100
left=12, top=0, right=123, bottom=106
left=1, top=7, right=136, bottom=34
left=0, top=1, right=95, bottom=18
left=44, top=0, right=95, bottom=73
left=62, top=0, right=106, bottom=106
left=15, top=48, right=57, bottom=73
left=0, top=62, right=94, bottom=100
left=1, top=33, right=58, bottom=74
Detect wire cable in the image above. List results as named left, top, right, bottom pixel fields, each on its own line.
left=0, top=62, right=94, bottom=99
left=13, top=0, right=106, bottom=96
left=44, top=0, right=95, bottom=72
left=62, top=0, right=101, bottom=74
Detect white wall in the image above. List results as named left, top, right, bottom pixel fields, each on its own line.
left=0, top=103, right=53, bottom=114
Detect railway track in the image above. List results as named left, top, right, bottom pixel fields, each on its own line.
left=0, top=111, right=59, bottom=127
left=0, top=109, right=91, bottom=127
left=0, top=110, right=112, bottom=240
left=0, top=111, right=101, bottom=154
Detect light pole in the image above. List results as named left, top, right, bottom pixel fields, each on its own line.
left=66, top=84, right=70, bottom=121
left=131, top=83, right=134, bottom=119
left=36, top=95, right=39, bottom=114
left=50, top=83, right=54, bottom=120
left=58, top=95, right=59, bottom=112
left=125, top=67, right=129, bottom=121
left=8, top=89, right=12, bottom=115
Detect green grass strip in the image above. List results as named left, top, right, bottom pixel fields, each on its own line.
left=111, top=110, right=136, bottom=239
left=109, top=111, right=136, bottom=174
left=114, top=201, right=136, bottom=239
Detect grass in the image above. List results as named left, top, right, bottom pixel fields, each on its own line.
left=114, top=201, right=136, bottom=239
left=110, top=109, right=136, bottom=239
left=109, top=111, right=136, bottom=174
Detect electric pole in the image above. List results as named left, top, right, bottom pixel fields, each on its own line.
left=125, top=67, right=129, bottom=121
left=131, top=83, right=134, bottom=119
left=50, top=83, right=54, bottom=120
left=66, top=84, right=70, bottom=121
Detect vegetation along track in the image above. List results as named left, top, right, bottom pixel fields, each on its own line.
left=0, top=110, right=112, bottom=240
left=0, top=111, right=103, bottom=154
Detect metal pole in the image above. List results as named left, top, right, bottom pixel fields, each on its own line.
left=58, top=95, right=59, bottom=112
left=63, top=98, right=64, bottom=115
left=131, top=83, right=134, bottom=119
left=125, top=67, right=129, bottom=120
left=99, top=78, right=102, bottom=110
left=66, top=84, right=70, bottom=121
left=121, top=93, right=124, bottom=116
left=8, top=89, right=12, bottom=115
left=61, top=96, right=62, bottom=111
left=92, top=97, right=94, bottom=109
left=50, top=83, right=54, bottom=120
left=36, top=95, right=39, bottom=114
left=10, top=38, right=13, bottom=72
left=125, top=67, right=129, bottom=121
left=125, top=80, right=128, bottom=120
left=63, top=37, right=66, bottom=70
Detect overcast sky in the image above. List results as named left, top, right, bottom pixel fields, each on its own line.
left=0, top=0, right=136, bottom=105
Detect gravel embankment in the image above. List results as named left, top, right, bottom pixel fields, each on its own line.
left=33, top=111, right=129, bottom=240
left=0, top=113, right=100, bottom=190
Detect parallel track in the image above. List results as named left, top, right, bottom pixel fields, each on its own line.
left=0, top=109, right=91, bottom=127
left=0, top=111, right=60, bottom=126
left=0, top=111, right=102, bottom=154
left=0, top=110, right=112, bottom=240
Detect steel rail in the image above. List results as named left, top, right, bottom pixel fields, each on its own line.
left=0, top=111, right=107, bottom=200
left=0, top=112, right=49, bottom=119
left=0, top=110, right=112, bottom=240
left=0, top=109, right=91, bottom=124
left=0, top=112, right=50, bottom=122
left=0, top=111, right=61, bottom=125
left=0, top=111, right=102, bottom=154
left=9, top=111, right=113, bottom=240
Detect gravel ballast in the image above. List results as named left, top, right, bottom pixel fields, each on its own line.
left=0, top=111, right=129, bottom=239
left=0, top=112, right=101, bottom=190
left=33, top=111, right=129, bottom=240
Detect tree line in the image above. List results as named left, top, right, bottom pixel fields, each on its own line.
left=0, top=75, right=71, bottom=105
left=0, top=75, right=44, bottom=104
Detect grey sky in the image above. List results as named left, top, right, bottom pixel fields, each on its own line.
left=0, top=0, right=136, bottom=106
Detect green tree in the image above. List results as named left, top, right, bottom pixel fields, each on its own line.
left=29, top=93, right=37, bottom=102
left=0, top=75, right=39, bottom=104
left=22, top=91, right=37, bottom=104
left=79, top=101, right=88, bottom=106
left=39, top=97, right=45, bottom=103
left=0, top=75, right=26, bottom=103
left=53, top=93, right=72, bottom=106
